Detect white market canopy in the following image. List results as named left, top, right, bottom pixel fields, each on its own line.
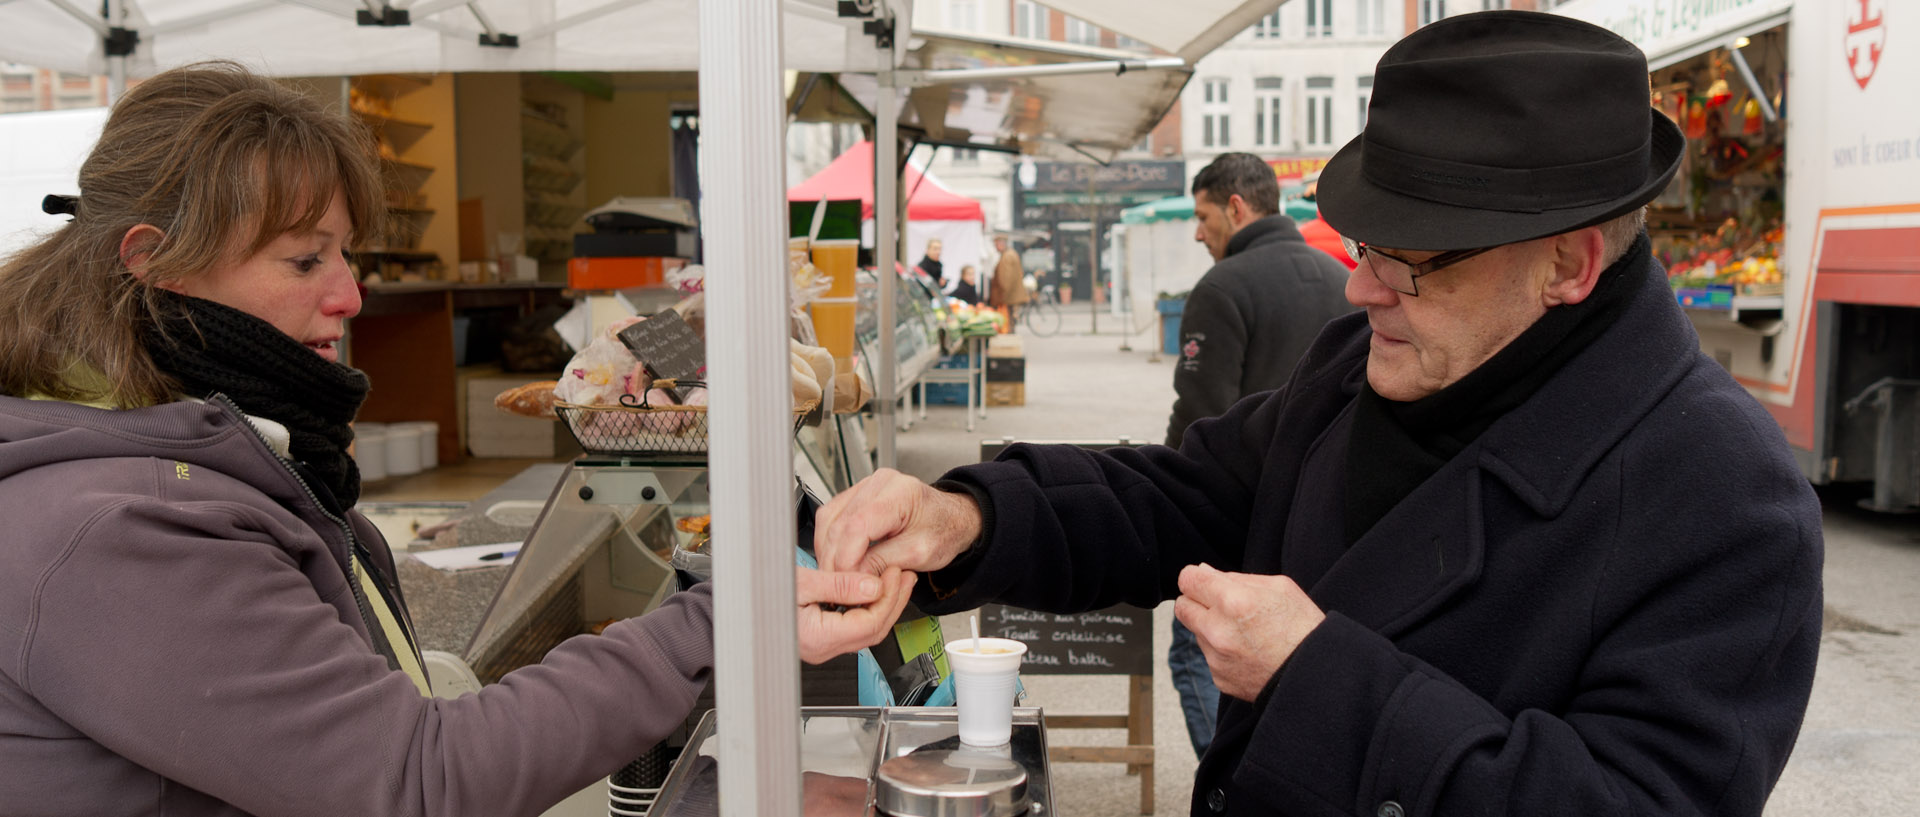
left=0, top=0, right=1282, bottom=79
left=0, top=0, right=913, bottom=76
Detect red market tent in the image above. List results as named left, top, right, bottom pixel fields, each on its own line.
left=788, top=141, right=985, bottom=222
left=1298, top=217, right=1358, bottom=271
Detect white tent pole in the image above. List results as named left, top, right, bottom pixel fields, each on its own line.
left=875, top=40, right=900, bottom=470
left=700, top=0, right=802, bottom=815
left=104, top=0, right=126, bottom=103
left=45, top=0, right=109, bottom=35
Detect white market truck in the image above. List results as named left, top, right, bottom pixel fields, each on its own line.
left=0, top=106, right=108, bottom=258
left=1553, top=0, right=1920, bottom=510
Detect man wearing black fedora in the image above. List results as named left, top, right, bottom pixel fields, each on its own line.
left=814, top=11, right=1822, bottom=816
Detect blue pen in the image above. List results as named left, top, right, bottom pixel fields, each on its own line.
left=479, top=550, right=519, bottom=562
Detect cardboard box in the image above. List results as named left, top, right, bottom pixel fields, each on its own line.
left=986, top=356, right=1025, bottom=383
left=567, top=256, right=681, bottom=290
left=986, top=382, right=1025, bottom=407
left=987, top=335, right=1024, bottom=358
left=464, top=375, right=579, bottom=458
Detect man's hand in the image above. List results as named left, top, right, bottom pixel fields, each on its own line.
left=813, top=469, right=983, bottom=577
left=1172, top=563, right=1327, bottom=701
left=795, top=566, right=916, bottom=664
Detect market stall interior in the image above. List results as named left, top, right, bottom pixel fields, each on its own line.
left=1648, top=25, right=1789, bottom=334
left=0, top=1, right=1300, bottom=815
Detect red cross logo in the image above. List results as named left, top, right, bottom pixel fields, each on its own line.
left=1846, top=0, right=1887, bottom=90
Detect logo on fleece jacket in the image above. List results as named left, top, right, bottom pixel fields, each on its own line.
left=1180, top=334, right=1204, bottom=372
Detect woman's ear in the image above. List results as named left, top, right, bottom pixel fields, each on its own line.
left=120, top=224, right=184, bottom=292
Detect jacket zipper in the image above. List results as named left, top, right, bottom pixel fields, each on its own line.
left=207, top=394, right=421, bottom=676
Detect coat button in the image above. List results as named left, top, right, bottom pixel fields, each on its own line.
left=1207, top=787, right=1227, bottom=812
left=1377, top=801, right=1405, bottom=817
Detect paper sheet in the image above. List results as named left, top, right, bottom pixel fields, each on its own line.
left=409, top=541, right=522, bottom=572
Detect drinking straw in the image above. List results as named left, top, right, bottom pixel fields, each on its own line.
left=971, top=614, right=981, bottom=653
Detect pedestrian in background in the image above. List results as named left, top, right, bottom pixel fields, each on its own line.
left=949, top=264, right=983, bottom=306
left=1164, top=151, right=1355, bottom=756
left=917, top=238, right=945, bottom=292
left=989, top=234, right=1030, bottom=329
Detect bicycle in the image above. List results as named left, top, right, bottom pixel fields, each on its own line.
left=1019, top=285, right=1061, bottom=336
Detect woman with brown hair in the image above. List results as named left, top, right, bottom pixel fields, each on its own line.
left=0, top=62, right=911, bottom=816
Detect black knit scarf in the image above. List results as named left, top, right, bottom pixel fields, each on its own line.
left=144, top=290, right=370, bottom=507
left=1343, top=233, right=1653, bottom=545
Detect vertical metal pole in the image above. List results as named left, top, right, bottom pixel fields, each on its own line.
left=105, top=0, right=126, bottom=104
left=875, top=47, right=900, bottom=470
left=699, top=1, right=801, bottom=816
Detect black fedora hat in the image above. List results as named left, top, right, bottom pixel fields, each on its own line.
left=1317, top=10, right=1682, bottom=251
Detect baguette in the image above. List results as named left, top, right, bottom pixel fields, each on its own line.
left=494, top=380, right=559, bottom=419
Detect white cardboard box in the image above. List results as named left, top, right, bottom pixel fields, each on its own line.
left=464, top=375, right=577, bottom=458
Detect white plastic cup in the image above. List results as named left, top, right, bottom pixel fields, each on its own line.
left=356, top=428, right=389, bottom=482
left=947, top=637, right=1027, bottom=747
left=385, top=424, right=422, bottom=476
left=408, top=421, right=439, bottom=469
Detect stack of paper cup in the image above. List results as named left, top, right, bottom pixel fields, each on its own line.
left=385, top=423, right=423, bottom=477
left=946, top=637, right=1028, bottom=747
left=407, top=421, right=439, bottom=469
left=354, top=423, right=388, bottom=482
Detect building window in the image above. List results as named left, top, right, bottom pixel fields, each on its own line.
left=1065, top=17, right=1100, bottom=46
left=1305, top=0, right=1333, bottom=37
left=1356, top=0, right=1385, bottom=35
left=1252, top=11, right=1281, bottom=39
left=946, top=0, right=979, bottom=31
left=1202, top=78, right=1230, bottom=149
left=1480, top=0, right=1507, bottom=8
left=1254, top=77, right=1284, bottom=148
left=1419, top=0, right=1446, bottom=26
left=1013, top=1, right=1049, bottom=39
left=951, top=147, right=980, bottom=166
left=1356, top=75, right=1373, bottom=132
left=1115, top=33, right=1147, bottom=51
left=1305, top=76, right=1335, bottom=148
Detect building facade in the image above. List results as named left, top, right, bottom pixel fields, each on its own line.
left=0, top=65, right=109, bottom=113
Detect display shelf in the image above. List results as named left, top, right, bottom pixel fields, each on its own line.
left=357, top=248, right=439, bottom=262
left=382, top=157, right=436, bottom=189
left=354, top=110, right=433, bottom=152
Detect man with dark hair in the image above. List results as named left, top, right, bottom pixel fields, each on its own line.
left=1165, top=154, right=1356, bottom=755
left=815, top=12, right=1820, bottom=816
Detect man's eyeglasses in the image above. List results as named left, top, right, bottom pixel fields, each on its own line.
left=1342, top=237, right=1497, bottom=296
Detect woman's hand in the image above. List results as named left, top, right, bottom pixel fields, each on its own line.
left=812, top=469, right=983, bottom=577
left=794, top=566, right=917, bottom=664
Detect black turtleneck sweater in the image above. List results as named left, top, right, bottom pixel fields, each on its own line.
left=1343, top=233, right=1651, bottom=545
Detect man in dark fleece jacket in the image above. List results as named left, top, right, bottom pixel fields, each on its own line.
left=1169, top=153, right=1353, bottom=447
left=1166, top=152, right=1354, bottom=755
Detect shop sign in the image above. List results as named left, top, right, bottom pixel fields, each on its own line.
left=1550, top=0, right=1793, bottom=63
left=1268, top=157, right=1332, bottom=182
left=1846, top=0, right=1887, bottom=90
left=1024, top=160, right=1185, bottom=193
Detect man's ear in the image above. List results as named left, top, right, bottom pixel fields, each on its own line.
left=119, top=224, right=167, bottom=282
left=1542, top=227, right=1607, bottom=307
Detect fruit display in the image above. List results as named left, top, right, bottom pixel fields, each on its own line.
left=1659, top=218, right=1784, bottom=295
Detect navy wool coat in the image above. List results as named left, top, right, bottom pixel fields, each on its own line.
left=926, top=257, right=1823, bottom=817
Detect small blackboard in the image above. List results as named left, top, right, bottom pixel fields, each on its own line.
left=617, top=309, right=706, bottom=382
left=975, top=604, right=1152, bottom=676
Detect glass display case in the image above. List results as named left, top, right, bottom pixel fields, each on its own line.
left=855, top=267, right=944, bottom=403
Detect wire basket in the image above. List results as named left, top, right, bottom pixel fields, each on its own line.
left=554, top=381, right=815, bottom=456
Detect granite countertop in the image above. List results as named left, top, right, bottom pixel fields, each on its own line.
left=391, top=463, right=571, bottom=655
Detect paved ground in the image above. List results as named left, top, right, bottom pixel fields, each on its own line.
left=887, top=304, right=1920, bottom=816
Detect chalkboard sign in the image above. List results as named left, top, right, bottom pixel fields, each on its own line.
left=617, top=309, right=706, bottom=381
left=975, top=604, right=1152, bottom=676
